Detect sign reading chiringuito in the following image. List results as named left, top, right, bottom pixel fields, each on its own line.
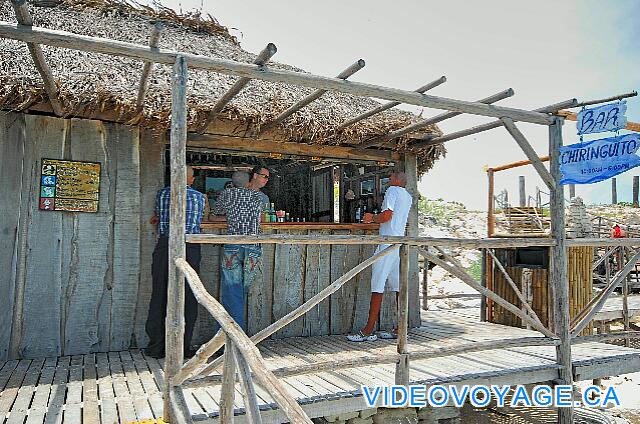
left=39, top=159, right=101, bottom=212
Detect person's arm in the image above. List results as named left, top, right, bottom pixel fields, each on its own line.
left=150, top=189, right=161, bottom=225
left=363, top=209, right=393, bottom=224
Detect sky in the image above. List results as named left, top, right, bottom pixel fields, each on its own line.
left=150, top=0, right=639, bottom=210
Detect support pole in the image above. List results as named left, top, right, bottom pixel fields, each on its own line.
left=259, top=59, right=365, bottom=133
left=360, top=88, right=514, bottom=149
left=569, top=184, right=576, bottom=199
left=519, top=176, right=526, bottom=207
left=422, top=251, right=429, bottom=311
left=10, top=0, right=63, bottom=115
left=548, top=117, right=573, bottom=424
left=136, top=22, right=164, bottom=110
left=337, top=76, right=447, bottom=131
left=410, top=99, right=578, bottom=149
left=163, top=55, right=188, bottom=421
left=634, top=176, right=639, bottom=208
left=396, top=244, right=410, bottom=386
left=219, top=339, right=237, bottom=424
left=612, top=178, right=617, bottom=205
left=487, top=170, right=495, bottom=237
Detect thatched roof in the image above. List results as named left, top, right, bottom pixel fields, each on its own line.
left=0, top=0, right=445, bottom=172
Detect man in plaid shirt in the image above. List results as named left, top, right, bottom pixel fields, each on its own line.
left=145, top=166, right=209, bottom=359
left=212, top=171, right=265, bottom=332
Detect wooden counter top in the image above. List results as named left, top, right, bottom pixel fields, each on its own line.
left=201, top=222, right=379, bottom=231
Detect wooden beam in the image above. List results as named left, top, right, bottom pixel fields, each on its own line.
left=360, top=88, right=514, bottom=149
left=219, top=339, right=236, bottom=424
left=396, top=244, right=410, bottom=386
left=572, top=90, right=637, bottom=108
left=232, top=344, right=263, bottom=424
left=489, top=156, right=550, bottom=173
left=565, top=238, right=640, bottom=247
left=9, top=1, right=63, bottom=116
left=336, top=76, right=446, bottom=131
left=0, top=22, right=555, bottom=124
left=259, top=59, right=366, bottom=134
left=187, top=132, right=399, bottom=163
left=187, top=335, right=559, bottom=384
left=501, top=117, right=555, bottom=190
left=410, top=98, right=578, bottom=149
left=164, top=55, right=189, bottom=421
left=169, top=386, right=195, bottom=424
left=187, top=233, right=556, bottom=247
left=203, top=43, right=277, bottom=128
left=548, top=117, right=572, bottom=424
left=136, top=22, right=163, bottom=110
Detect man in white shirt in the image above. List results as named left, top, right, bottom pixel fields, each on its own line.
left=347, top=171, right=413, bottom=342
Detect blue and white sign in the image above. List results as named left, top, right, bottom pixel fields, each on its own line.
left=576, top=102, right=627, bottom=135
left=559, top=133, right=640, bottom=185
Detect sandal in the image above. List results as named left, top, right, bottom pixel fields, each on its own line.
left=347, top=331, right=378, bottom=342
left=378, top=331, right=398, bottom=340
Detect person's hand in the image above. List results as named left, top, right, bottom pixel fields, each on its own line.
left=362, top=212, right=374, bottom=223
left=150, top=215, right=159, bottom=225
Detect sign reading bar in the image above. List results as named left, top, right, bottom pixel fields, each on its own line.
left=576, top=102, right=627, bottom=135
left=559, top=133, right=640, bottom=185
left=39, top=159, right=101, bottom=212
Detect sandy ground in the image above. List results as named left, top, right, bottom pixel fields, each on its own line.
left=418, top=203, right=640, bottom=422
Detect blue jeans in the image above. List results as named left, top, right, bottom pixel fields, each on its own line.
left=220, top=244, right=263, bottom=332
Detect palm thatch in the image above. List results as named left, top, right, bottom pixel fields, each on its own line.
left=0, top=0, right=445, bottom=172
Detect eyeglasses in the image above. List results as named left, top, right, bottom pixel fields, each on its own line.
left=256, top=172, right=270, bottom=180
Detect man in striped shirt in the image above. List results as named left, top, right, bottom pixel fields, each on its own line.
left=145, top=166, right=209, bottom=359
left=212, top=171, right=264, bottom=332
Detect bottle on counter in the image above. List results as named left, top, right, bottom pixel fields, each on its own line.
left=355, top=206, right=362, bottom=223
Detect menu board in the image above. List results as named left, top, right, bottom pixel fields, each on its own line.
left=39, top=159, right=101, bottom=212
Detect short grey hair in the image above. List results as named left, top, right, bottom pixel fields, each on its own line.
left=231, top=171, right=250, bottom=188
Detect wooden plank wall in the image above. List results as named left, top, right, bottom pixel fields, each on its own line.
left=0, top=113, right=153, bottom=359
left=0, top=112, right=422, bottom=359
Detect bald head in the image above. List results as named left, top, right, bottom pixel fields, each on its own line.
left=390, top=171, right=407, bottom=187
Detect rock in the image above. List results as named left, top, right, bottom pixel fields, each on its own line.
left=359, top=408, right=377, bottom=419
left=371, top=407, right=417, bottom=423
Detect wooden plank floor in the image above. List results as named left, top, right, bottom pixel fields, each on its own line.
left=1, top=310, right=640, bottom=424
left=594, top=293, right=640, bottom=321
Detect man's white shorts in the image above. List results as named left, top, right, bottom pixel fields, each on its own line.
left=371, top=244, right=400, bottom=293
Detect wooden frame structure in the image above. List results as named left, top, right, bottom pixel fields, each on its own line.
left=2, top=12, right=640, bottom=424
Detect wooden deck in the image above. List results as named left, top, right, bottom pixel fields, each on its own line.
left=594, top=293, right=640, bottom=321
left=2, top=310, right=640, bottom=424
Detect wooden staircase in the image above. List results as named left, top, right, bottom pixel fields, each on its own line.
left=503, top=206, right=549, bottom=234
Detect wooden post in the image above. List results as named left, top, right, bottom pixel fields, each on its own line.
left=548, top=117, right=573, bottom=424
left=480, top=249, right=487, bottom=321
left=569, top=184, right=576, bottom=199
left=612, top=178, right=617, bottom=204
left=519, top=176, right=526, bottom=207
left=10, top=0, right=63, bottom=115
left=136, top=22, right=164, bottom=110
left=634, top=176, right=639, bottom=208
left=163, top=55, right=188, bottom=421
left=623, top=248, right=630, bottom=347
left=396, top=244, right=410, bottom=386
left=487, top=170, right=495, bottom=236
left=422, top=254, right=429, bottom=311
left=219, top=339, right=237, bottom=424
left=231, top=344, right=262, bottom=424
left=536, top=186, right=542, bottom=208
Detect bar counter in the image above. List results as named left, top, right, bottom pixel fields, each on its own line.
left=194, top=221, right=397, bottom=342
left=201, top=222, right=379, bottom=231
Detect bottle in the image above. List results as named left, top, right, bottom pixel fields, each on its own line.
left=355, top=206, right=362, bottom=223
left=269, top=203, right=276, bottom=223
left=286, top=212, right=290, bottom=222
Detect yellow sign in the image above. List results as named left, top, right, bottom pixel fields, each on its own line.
left=39, top=159, right=101, bottom=213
